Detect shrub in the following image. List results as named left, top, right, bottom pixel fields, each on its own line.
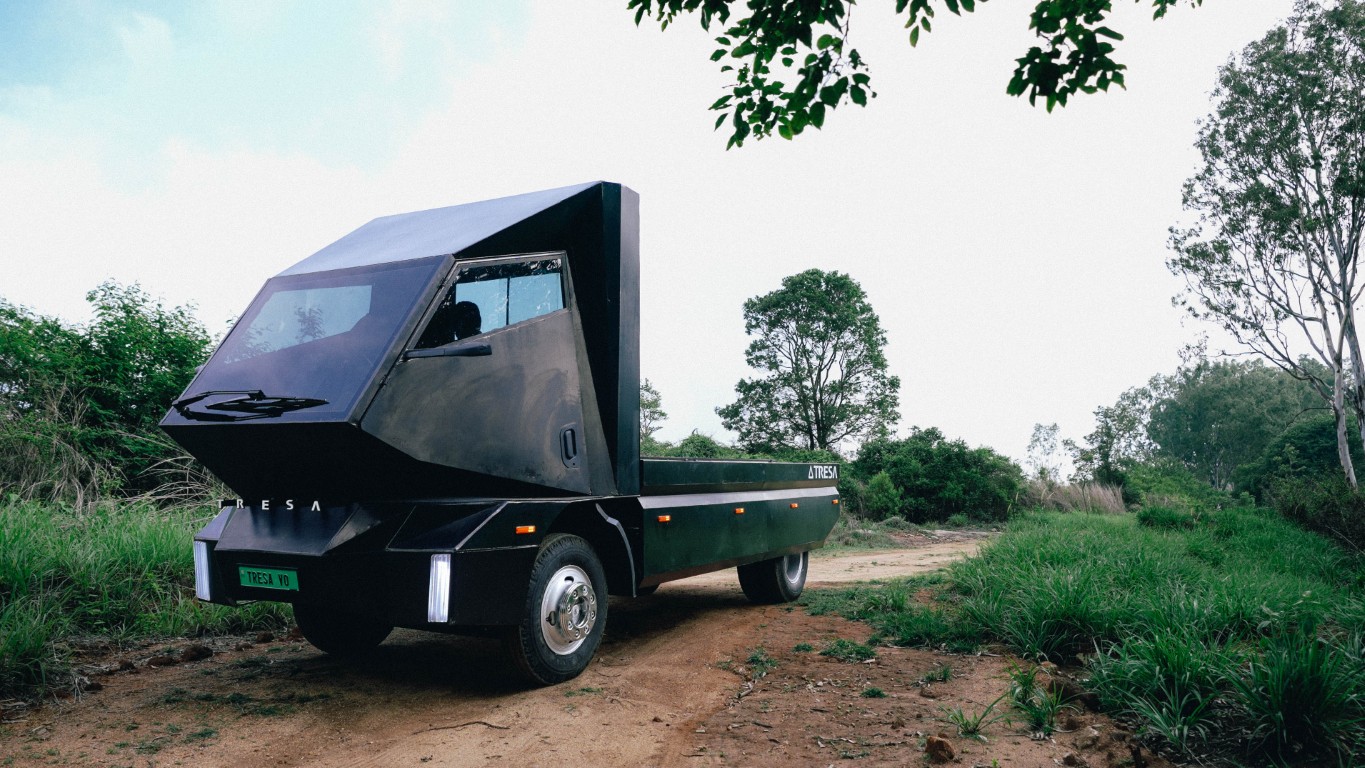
left=1266, top=470, right=1365, bottom=553
left=851, top=427, right=1023, bottom=522
left=1235, top=413, right=1365, bottom=500
left=1137, top=505, right=1195, bottom=530
left=0, top=284, right=212, bottom=501
left=863, top=471, right=901, bottom=521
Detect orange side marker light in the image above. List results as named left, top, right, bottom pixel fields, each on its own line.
left=515, top=525, right=537, bottom=535
left=790, top=503, right=800, bottom=509
left=832, top=498, right=841, bottom=505
left=657, top=515, right=672, bottom=523
left=734, top=507, right=745, bottom=515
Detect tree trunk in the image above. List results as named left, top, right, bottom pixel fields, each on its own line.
left=1334, top=371, right=1359, bottom=490
left=1342, top=309, right=1365, bottom=493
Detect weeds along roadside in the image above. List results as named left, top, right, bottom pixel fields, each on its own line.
left=803, top=506, right=1365, bottom=764
left=0, top=498, right=291, bottom=698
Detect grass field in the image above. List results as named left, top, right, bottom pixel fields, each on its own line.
left=805, top=507, right=1365, bottom=763
left=0, top=499, right=290, bottom=696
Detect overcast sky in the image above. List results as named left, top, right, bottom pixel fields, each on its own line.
left=0, top=0, right=1297, bottom=464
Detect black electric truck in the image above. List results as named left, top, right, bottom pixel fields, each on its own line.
left=163, top=182, right=841, bottom=684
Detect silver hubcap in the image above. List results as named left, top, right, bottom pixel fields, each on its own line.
left=540, top=565, right=598, bottom=655
left=782, top=553, right=806, bottom=585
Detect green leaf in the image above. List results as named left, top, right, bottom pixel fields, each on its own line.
left=709, top=95, right=732, bottom=110
left=851, top=86, right=867, bottom=106
left=909, top=26, right=920, bottom=46
left=710, top=49, right=726, bottom=62
left=819, top=78, right=849, bottom=107
left=944, top=0, right=960, bottom=15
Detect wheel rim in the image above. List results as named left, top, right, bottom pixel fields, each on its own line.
left=782, top=553, right=806, bottom=585
left=539, top=564, right=598, bottom=655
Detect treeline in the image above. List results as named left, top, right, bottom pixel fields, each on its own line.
left=1067, top=352, right=1365, bottom=551
left=0, top=283, right=211, bottom=504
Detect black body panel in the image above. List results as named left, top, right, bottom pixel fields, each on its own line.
left=163, top=182, right=639, bottom=501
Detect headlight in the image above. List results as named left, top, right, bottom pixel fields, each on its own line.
left=427, top=554, right=452, bottom=623
left=193, top=540, right=212, bottom=601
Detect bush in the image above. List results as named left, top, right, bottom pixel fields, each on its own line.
left=863, top=471, right=902, bottom=521
left=1235, top=413, right=1365, bottom=500
left=0, top=284, right=212, bottom=501
left=851, top=427, right=1023, bottom=523
left=1266, top=470, right=1365, bottom=553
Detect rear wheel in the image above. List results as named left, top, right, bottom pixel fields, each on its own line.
left=737, top=551, right=808, bottom=604
left=293, top=602, right=392, bottom=656
left=506, top=534, right=608, bottom=685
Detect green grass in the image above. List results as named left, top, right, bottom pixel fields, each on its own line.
left=940, top=693, right=1007, bottom=740
left=803, top=506, right=1365, bottom=762
left=746, top=647, right=778, bottom=679
left=0, top=498, right=291, bottom=696
left=818, top=638, right=876, bottom=662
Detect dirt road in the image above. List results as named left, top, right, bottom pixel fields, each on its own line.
left=1, top=536, right=1157, bottom=768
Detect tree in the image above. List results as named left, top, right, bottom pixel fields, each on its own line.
left=1147, top=357, right=1320, bottom=488
left=1025, top=422, right=1063, bottom=482
left=1066, top=378, right=1167, bottom=489
left=1168, top=0, right=1365, bottom=488
left=629, top=0, right=1205, bottom=148
left=640, top=378, right=668, bottom=441
left=717, top=269, right=899, bottom=453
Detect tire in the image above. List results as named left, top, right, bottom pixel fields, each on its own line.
left=293, top=602, right=393, bottom=656
left=737, top=551, right=808, bottom=604
left=506, top=534, right=608, bottom=685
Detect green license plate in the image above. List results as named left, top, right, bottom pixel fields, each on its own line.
left=238, top=566, right=299, bottom=591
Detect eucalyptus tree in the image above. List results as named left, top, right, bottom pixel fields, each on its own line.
left=629, top=0, right=1207, bottom=147
left=717, top=269, right=899, bottom=453
left=1169, top=0, right=1365, bottom=487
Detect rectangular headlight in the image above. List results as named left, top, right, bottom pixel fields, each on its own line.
left=427, top=553, right=452, bottom=624
left=193, top=540, right=212, bottom=601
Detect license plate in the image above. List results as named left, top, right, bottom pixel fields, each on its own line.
left=238, top=566, right=299, bottom=591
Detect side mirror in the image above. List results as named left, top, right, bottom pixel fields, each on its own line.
left=403, top=341, right=493, bottom=360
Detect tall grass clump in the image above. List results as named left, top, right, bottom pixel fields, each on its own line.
left=1023, top=481, right=1126, bottom=514
left=0, top=498, right=290, bottom=696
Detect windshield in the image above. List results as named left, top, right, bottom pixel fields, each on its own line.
left=185, top=257, right=442, bottom=419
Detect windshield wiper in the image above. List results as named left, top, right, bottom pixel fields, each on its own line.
left=173, top=390, right=329, bottom=422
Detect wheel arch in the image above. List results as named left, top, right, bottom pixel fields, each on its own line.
left=547, top=501, right=638, bottom=596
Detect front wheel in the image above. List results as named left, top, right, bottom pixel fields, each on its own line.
left=506, top=534, right=608, bottom=685
left=737, top=551, right=808, bottom=604
left=293, top=602, right=393, bottom=656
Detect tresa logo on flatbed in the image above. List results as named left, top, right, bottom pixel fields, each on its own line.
left=807, top=464, right=839, bottom=480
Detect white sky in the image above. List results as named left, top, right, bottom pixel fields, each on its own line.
left=0, top=0, right=1296, bottom=463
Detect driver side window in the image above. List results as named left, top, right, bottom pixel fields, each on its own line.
left=415, top=254, right=566, bottom=349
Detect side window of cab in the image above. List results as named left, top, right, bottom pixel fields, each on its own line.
left=415, top=254, right=566, bottom=349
